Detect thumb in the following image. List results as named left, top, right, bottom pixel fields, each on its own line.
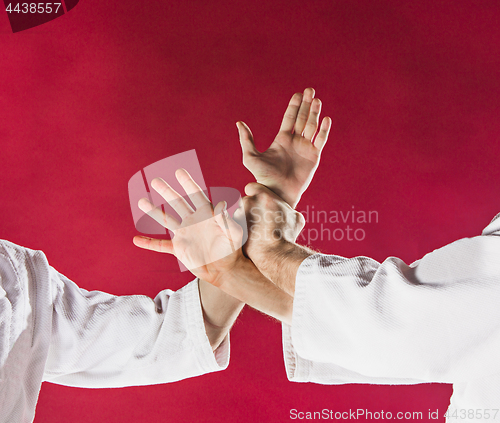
left=213, top=200, right=226, bottom=217
left=214, top=201, right=242, bottom=251
left=244, top=182, right=274, bottom=197
left=236, top=121, right=259, bottom=156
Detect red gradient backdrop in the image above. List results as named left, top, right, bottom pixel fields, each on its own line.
left=1, top=1, right=499, bottom=422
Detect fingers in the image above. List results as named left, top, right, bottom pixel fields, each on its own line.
left=133, top=236, right=174, bottom=254
left=138, top=198, right=181, bottom=230
left=237, top=121, right=259, bottom=157
left=151, top=177, right=194, bottom=219
left=279, top=88, right=318, bottom=136
left=293, top=87, right=315, bottom=135
left=244, top=182, right=280, bottom=199
left=279, top=92, right=303, bottom=133
left=303, top=98, right=322, bottom=141
left=244, top=182, right=294, bottom=214
left=175, top=168, right=210, bottom=209
left=244, top=182, right=268, bottom=197
left=313, top=116, right=332, bottom=152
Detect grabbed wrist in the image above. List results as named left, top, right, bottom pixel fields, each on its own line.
left=249, top=236, right=293, bottom=264
left=254, top=178, right=301, bottom=209
left=212, top=255, right=252, bottom=293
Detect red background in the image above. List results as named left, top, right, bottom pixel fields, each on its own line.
left=1, top=0, right=499, bottom=422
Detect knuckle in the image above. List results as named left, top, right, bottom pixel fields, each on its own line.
left=296, top=212, right=306, bottom=228
left=259, top=192, right=274, bottom=206
left=242, top=196, right=255, bottom=209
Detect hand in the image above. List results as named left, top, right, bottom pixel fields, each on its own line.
left=232, top=183, right=314, bottom=297
left=237, top=87, right=332, bottom=208
left=235, top=182, right=305, bottom=276
left=133, top=170, right=294, bottom=324
left=133, top=169, right=245, bottom=287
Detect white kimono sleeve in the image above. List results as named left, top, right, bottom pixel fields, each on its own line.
left=284, top=214, right=500, bottom=385
left=1, top=239, right=229, bottom=423
left=44, top=268, right=229, bottom=387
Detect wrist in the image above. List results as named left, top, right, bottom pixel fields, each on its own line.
left=255, top=178, right=301, bottom=209
left=213, top=255, right=253, bottom=295
left=214, top=258, right=293, bottom=324
left=251, top=239, right=297, bottom=274
left=217, top=256, right=254, bottom=303
left=202, top=310, right=234, bottom=331
left=255, top=241, right=314, bottom=297
left=198, top=279, right=245, bottom=351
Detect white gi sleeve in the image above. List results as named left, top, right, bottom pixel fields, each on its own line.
left=0, top=240, right=229, bottom=422
left=44, top=268, right=229, bottom=387
left=284, top=214, right=500, bottom=384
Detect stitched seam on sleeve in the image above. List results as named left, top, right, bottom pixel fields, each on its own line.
left=25, top=252, right=38, bottom=348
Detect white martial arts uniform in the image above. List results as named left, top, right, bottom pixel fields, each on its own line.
left=0, top=240, right=229, bottom=423
left=284, top=213, right=500, bottom=422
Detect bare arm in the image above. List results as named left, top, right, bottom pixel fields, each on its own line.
left=250, top=240, right=314, bottom=297
left=238, top=183, right=315, bottom=297
left=133, top=169, right=247, bottom=351
left=198, top=280, right=244, bottom=350
left=214, top=257, right=294, bottom=325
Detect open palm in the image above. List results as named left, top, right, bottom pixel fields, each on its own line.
left=133, top=169, right=244, bottom=286
left=237, top=88, right=332, bottom=208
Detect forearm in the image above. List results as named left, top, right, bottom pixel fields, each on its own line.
left=241, top=183, right=314, bottom=295
left=252, top=241, right=315, bottom=297
left=217, top=258, right=293, bottom=325
left=198, top=279, right=244, bottom=351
